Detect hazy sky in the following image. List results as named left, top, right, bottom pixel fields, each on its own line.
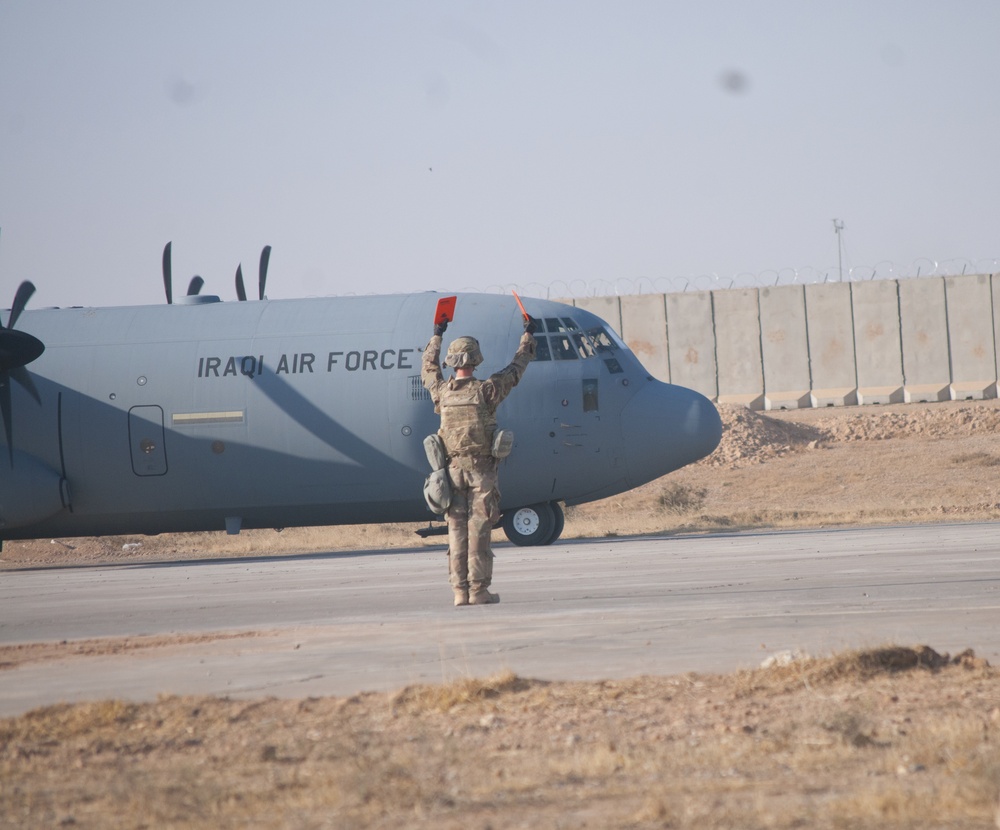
left=1, top=1, right=998, bottom=309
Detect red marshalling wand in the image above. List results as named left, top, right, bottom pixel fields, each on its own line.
left=434, top=296, right=457, bottom=326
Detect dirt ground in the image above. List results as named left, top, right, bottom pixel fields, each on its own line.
left=3, top=399, right=1000, bottom=828
left=2, top=647, right=998, bottom=829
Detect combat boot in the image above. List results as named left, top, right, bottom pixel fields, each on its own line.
left=453, top=587, right=469, bottom=607
left=469, top=586, right=500, bottom=605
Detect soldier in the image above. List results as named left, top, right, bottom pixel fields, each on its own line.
left=422, top=316, right=536, bottom=606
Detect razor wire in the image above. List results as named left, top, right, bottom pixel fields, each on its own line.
left=462, top=257, right=1000, bottom=300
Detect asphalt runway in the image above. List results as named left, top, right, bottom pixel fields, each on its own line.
left=2, top=523, right=999, bottom=717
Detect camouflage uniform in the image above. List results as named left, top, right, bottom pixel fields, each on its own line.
left=422, top=330, right=536, bottom=605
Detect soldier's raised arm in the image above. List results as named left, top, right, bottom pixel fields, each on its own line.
left=421, top=318, right=448, bottom=395
left=484, top=318, right=537, bottom=406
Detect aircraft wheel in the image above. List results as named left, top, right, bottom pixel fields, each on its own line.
left=502, top=503, right=555, bottom=547
left=546, top=501, right=565, bottom=545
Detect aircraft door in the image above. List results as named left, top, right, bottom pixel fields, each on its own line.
left=128, top=405, right=168, bottom=476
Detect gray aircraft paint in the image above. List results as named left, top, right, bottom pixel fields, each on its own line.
left=0, top=291, right=721, bottom=541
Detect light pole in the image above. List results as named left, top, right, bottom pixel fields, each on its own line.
left=832, top=219, right=845, bottom=281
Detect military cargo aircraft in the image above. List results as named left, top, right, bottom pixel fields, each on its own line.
left=0, top=242, right=722, bottom=548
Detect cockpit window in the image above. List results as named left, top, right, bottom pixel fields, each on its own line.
left=532, top=319, right=621, bottom=362
left=585, top=326, right=619, bottom=353
left=571, top=332, right=596, bottom=359
left=549, top=334, right=579, bottom=360
left=543, top=317, right=579, bottom=334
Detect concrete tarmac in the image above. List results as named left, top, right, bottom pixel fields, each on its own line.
left=1, top=523, right=998, bottom=717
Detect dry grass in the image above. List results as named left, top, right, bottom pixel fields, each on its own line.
left=1, top=646, right=998, bottom=829
left=656, top=482, right=709, bottom=513
left=953, top=451, right=1000, bottom=467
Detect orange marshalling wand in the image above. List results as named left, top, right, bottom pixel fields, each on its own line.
left=512, top=290, right=530, bottom=322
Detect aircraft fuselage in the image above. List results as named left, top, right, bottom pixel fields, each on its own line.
left=0, top=292, right=722, bottom=541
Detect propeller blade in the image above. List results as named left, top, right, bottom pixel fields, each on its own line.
left=187, top=276, right=204, bottom=296
left=7, top=281, right=36, bottom=330
left=0, top=263, right=44, bottom=468
left=162, top=242, right=173, bottom=304
left=0, top=377, right=12, bottom=467
left=258, top=245, right=271, bottom=300
left=10, top=366, right=41, bottom=405
left=235, top=264, right=247, bottom=301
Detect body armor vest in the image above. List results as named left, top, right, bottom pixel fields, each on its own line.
left=438, top=379, right=496, bottom=457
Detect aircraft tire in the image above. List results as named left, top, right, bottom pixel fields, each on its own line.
left=545, top=501, right=565, bottom=545
left=502, top=503, right=556, bottom=547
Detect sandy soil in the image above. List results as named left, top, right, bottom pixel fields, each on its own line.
left=3, top=400, right=1000, bottom=828
left=2, top=647, right=998, bottom=829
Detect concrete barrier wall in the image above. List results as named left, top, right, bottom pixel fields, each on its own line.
left=993, top=273, right=1000, bottom=394
left=619, top=295, right=669, bottom=381
left=898, top=278, right=950, bottom=403
left=664, top=291, right=717, bottom=399
left=570, top=272, right=997, bottom=409
left=850, top=281, right=905, bottom=404
left=946, top=274, right=997, bottom=400
left=758, top=284, right=811, bottom=410
left=804, top=283, right=857, bottom=406
left=712, top=289, right=764, bottom=409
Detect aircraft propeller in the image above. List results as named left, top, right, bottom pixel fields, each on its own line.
left=0, top=280, right=45, bottom=467
left=235, top=245, right=271, bottom=301
left=162, top=241, right=174, bottom=304
left=235, top=264, right=247, bottom=301
left=162, top=242, right=207, bottom=302
left=259, top=245, right=270, bottom=300
left=164, top=241, right=271, bottom=304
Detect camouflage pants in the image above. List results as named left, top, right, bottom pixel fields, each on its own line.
left=446, top=456, right=501, bottom=591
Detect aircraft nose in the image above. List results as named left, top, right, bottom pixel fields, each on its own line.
left=620, top=380, right=722, bottom=487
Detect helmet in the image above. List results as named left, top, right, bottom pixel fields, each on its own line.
left=423, top=468, right=452, bottom=514
left=444, top=336, right=484, bottom=368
